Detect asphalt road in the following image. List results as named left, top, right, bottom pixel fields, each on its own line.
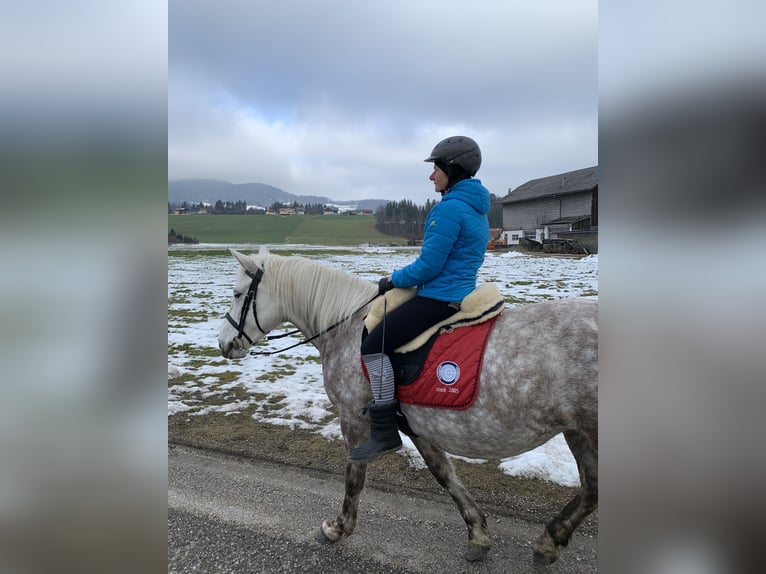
left=168, top=444, right=597, bottom=573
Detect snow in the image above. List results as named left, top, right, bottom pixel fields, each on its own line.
left=324, top=203, right=357, bottom=213
left=168, top=246, right=598, bottom=487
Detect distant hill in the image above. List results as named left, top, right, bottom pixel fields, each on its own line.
left=168, top=179, right=389, bottom=211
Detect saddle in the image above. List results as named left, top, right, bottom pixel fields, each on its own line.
left=364, top=283, right=504, bottom=353
left=363, top=283, right=505, bottom=385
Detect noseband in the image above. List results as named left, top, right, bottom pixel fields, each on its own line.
left=225, top=268, right=267, bottom=345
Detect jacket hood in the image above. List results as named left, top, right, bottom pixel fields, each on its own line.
left=443, top=178, right=491, bottom=215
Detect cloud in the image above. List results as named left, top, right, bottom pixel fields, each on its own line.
left=169, top=0, right=598, bottom=202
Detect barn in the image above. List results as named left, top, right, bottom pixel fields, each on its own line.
left=500, top=165, right=598, bottom=253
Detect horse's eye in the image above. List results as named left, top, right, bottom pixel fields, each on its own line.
left=234, top=292, right=242, bottom=299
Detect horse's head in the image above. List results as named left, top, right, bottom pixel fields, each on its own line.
left=218, top=249, right=283, bottom=359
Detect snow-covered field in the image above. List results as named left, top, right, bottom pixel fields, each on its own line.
left=168, top=245, right=598, bottom=486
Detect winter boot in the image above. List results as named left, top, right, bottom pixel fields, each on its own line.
left=348, top=400, right=403, bottom=463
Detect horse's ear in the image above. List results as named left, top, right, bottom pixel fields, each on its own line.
left=231, top=249, right=264, bottom=273
left=230, top=249, right=252, bottom=270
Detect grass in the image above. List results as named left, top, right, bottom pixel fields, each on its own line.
left=168, top=214, right=407, bottom=245
left=168, top=342, right=223, bottom=358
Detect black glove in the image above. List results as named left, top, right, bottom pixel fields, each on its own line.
left=378, top=276, right=394, bottom=295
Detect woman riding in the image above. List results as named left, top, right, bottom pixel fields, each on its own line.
left=349, top=136, right=491, bottom=463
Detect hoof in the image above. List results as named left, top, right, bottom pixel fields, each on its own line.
left=314, top=519, right=342, bottom=544
left=314, top=528, right=333, bottom=544
left=533, top=550, right=557, bottom=567
left=532, top=532, right=560, bottom=566
left=464, top=544, right=490, bottom=562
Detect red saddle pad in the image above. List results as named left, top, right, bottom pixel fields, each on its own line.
left=396, top=316, right=497, bottom=410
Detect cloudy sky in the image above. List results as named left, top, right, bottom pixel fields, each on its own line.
left=169, top=1, right=597, bottom=204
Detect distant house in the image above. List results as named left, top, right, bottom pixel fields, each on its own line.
left=500, top=166, right=598, bottom=252
left=278, top=206, right=304, bottom=215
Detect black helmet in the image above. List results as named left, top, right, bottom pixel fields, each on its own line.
left=424, top=136, right=482, bottom=176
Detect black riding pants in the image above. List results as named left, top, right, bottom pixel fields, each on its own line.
left=361, top=295, right=459, bottom=356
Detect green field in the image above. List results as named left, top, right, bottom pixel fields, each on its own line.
left=168, top=214, right=406, bottom=245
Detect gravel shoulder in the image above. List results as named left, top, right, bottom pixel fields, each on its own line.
left=169, top=440, right=598, bottom=573
left=169, top=413, right=598, bottom=535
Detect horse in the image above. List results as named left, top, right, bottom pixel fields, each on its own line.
left=217, top=248, right=598, bottom=565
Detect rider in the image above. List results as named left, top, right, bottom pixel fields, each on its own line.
left=349, top=136, right=491, bottom=463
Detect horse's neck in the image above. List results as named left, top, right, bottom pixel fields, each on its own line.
left=274, top=257, right=374, bottom=336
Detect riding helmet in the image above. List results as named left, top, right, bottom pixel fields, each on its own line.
left=424, top=136, right=482, bottom=176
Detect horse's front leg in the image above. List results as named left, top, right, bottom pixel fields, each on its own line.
left=314, top=461, right=367, bottom=543
left=412, top=436, right=491, bottom=561
left=315, top=409, right=369, bottom=543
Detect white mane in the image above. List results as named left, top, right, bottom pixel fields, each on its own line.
left=254, top=251, right=378, bottom=334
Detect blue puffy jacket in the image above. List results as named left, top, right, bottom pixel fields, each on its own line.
left=391, top=178, right=490, bottom=302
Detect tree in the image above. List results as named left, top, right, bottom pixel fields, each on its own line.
left=488, top=193, right=504, bottom=228
left=374, top=199, right=435, bottom=240
left=168, top=228, right=198, bottom=244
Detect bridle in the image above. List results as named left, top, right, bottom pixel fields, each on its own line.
left=224, top=265, right=378, bottom=356
left=225, top=267, right=280, bottom=345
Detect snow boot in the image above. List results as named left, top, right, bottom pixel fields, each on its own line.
left=348, top=400, right=403, bottom=463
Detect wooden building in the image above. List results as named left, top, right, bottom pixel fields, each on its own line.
left=500, top=166, right=598, bottom=252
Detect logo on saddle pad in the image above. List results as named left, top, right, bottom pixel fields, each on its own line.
left=436, top=361, right=460, bottom=385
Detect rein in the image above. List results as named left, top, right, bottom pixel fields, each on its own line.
left=225, top=264, right=377, bottom=357
left=249, top=293, right=379, bottom=356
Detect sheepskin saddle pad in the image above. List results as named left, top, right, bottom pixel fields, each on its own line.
left=363, top=282, right=504, bottom=354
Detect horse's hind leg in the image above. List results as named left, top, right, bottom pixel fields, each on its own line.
left=315, top=461, right=367, bottom=543
left=533, top=429, right=598, bottom=565
left=412, top=437, right=491, bottom=562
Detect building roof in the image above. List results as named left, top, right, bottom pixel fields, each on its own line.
left=501, top=165, right=598, bottom=204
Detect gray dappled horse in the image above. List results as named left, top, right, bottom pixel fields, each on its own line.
left=217, top=248, right=598, bottom=565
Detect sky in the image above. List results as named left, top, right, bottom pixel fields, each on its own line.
left=168, top=247, right=598, bottom=487
left=169, top=1, right=597, bottom=204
